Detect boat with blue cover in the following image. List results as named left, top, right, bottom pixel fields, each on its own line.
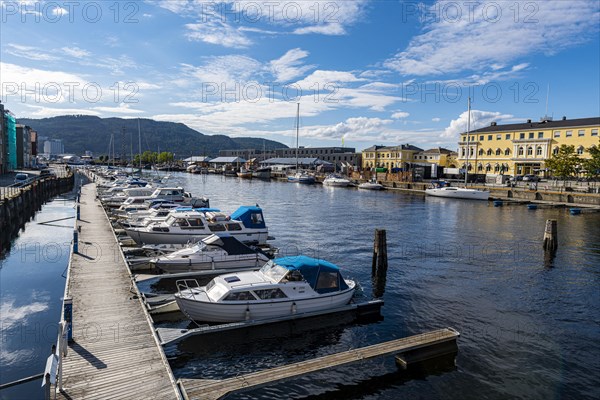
left=174, top=255, right=356, bottom=323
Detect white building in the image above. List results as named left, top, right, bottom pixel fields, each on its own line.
left=44, top=139, right=64, bottom=155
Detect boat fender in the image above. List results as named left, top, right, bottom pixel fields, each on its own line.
left=245, top=307, right=251, bottom=321
left=291, top=302, right=297, bottom=314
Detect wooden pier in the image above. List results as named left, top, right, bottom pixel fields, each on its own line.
left=55, top=183, right=181, bottom=399
left=178, top=327, right=460, bottom=400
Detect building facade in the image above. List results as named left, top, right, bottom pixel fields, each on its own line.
left=361, top=144, right=423, bottom=170
left=413, top=147, right=457, bottom=167
left=457, top=117, right=600, bottom=176
left=16, top=125, right=32, bottom=168
left=44, top=139, right=65, bottom=156
left=274, top=146, right=360, bottom=168
left=0, top=102, right=5, bottom=174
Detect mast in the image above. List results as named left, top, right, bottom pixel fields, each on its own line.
left=137, top=118, right=142, bottom=171
left=464, top=97, right=471, bottom=186
left=295, top=102, right=299, bottom=173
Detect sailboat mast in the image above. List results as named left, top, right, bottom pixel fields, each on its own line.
left=138, top=118, right=142, bottom=171
left=464, top=97, right=471, bottom=186
left=295, top=102, right=299, bottom=172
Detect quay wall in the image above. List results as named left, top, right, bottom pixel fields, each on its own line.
left=0, top=173, right=75, bottom=253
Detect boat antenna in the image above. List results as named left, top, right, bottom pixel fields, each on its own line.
left=464, top=96, right=471, bottom=186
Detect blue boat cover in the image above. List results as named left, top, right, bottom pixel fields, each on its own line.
left=230, top=206, right=266, bottom=229
left=274, top=256, right=349, bottom=293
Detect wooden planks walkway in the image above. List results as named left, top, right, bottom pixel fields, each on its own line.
left=179, top=328, right=459, bottom=400
left=56, top=183, right=180, bottom=400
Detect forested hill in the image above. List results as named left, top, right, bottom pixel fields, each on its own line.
left=18, top=115, right=287, bottom=156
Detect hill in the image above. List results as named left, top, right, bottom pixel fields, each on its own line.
left=17, top=115, right=287, bottom=157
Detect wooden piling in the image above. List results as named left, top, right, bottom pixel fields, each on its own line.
left=543, top=219, right=558, bottom=252
left=372, top=229, right=388, bottom=298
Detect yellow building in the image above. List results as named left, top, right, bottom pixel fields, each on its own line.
left=361, top=144, right=423, bottom=170
left=414, top=147, right=457, bottom=167
left=458, top=117, right=599, bottom=176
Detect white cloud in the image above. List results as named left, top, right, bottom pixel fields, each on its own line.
left=51, top=6, right=68, bottom=16
left=92, top=104, right=145, bottom=115
left=432, top=117, right=441, bottom=122
left=385, top=0, right=600, bottom=76
left=0, top=300, right=48, bottom=330
left=4, top=44, right=58, bottom=61
left=442, top=109, right=513, bottom=138
left=185, top=21, right=252, bottom=48
left=62, top=47, right=90, bottom=58
left=391, top=111, right=410, bottom=119
left=304, top=116, right=393, bottom=139
left=294, top=70, right=364, bottom=90
left=269, top=48, right=314, bottom=82
left=179, top=55, right=262, bottom=87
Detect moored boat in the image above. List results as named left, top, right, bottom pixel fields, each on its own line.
left=322, top=174, right=351, bottom=187
left=358, top=179, right=383, bottom=190
left=425, top=181, right=489, bottom=201
left=174, top=255, right=356, bottom=323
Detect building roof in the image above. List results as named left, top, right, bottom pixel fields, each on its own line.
left=467, top=117, right=600, bottom=134
left=420, top=147, right=456, bottom=155
left=262, top=157, right=332, bottom=165
left=184, top=156, right=212, bottom=162
left=362, top=144, right=423, bottom=152
left=209, top=157, right=246, bottom=163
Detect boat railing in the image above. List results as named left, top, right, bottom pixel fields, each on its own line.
left=176, top=279, right=203, bottom=300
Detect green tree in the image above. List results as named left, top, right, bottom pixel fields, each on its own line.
left=582, top=139, right=600, bottom=179
left=544, top=145, right=581, bottom=180
left=157, top=152, right=174, bottom=164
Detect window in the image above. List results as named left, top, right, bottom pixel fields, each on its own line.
left=506, top=134, right=511, bottom=140
left=592, top=129, right=598, bottom=136
left=316, top=272, right=339, bottom=291
left=518, top=147, right=524, bottom=156
left=577, top=146, right=584, bottom=155
left=538, top=132, right=544, bottom=138
left=485, top=165, right=491, bottom=172
left=469, top=148, right=474, bottom=156
left=488, top=135, right=493, bottom=140
left=479, top=135, right=484, bottom=141
left=553, top=147, right=559, bottom=155
left=186, top=218, right=204, bottom=228
left=496, top=134, right=501, bottom=140
left=462, top=136, right=467, bottom=142
left=251, top=213, right=264, bottom=224
left=478, top=149, right=484, bottom=156
left=486, top=149, right=492, bottom=156
left=226, top=223, right=242, bottom=231
left=566, top=130, right=572, bottom=137
left=554, top=130, right=560, bottom=138
left=461, top=148, right=466, bottom=156
left=208, top=223, right=226, bottom=232
left=527, top=147, right=533, bottom=156
left=520, top=133, right=525, bottom=139
left=173, top=218, right=189, bottom=227
left=223, top=291, right=257, bottom=301
left=536, top=147, right=543, bottom=156
left=529, top=132, right=534, bottom=139
left=578, top=130, right=585, bottom=137
left=253, top=288, right=287, bottom=300
left=505, top=148, right=511, bottom=156
left=496, top=149, right=501, bottom=156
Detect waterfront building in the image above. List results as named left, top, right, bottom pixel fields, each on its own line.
left=16, top=125, right=33, bottom=168
left=44, top=139, right=65, bottom=155
left=414, top=147, right=458, bottom=167
left=361, top=144, right=423, bottom=170
left=274, top=146, right=360, bottom=169
left=457, top=117, right=600, bottom=176
left=3, top=107, right=17, bottom=171
left=219, top=149, right=276, bottom=161
left=0, top=102, right=5, bottom=174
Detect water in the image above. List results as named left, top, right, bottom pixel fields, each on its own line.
left=3, top=173, right=599, bottom=399
left=0, top=198, right=75, bottom=400
left=153, top=173, right=600, bottom=400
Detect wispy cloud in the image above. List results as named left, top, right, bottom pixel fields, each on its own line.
left=269, top=48, right=314, bottom=82
left=0, top=300, right=48, bottom=330
left=4, top=44, right=58, bottom=61
left=62, top=47, right=91, bottom=59
left=385, top=0, right=600, bottom=76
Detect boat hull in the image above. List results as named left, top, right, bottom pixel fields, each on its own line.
left=152, top=254, right=268, bottom=273
left=124, top=228, right=269, bottom=245
left=175, top=286, right=355, bottom=323
left=358, top=183, right=383, bottom=190
left=425, top=188, right=490, bottom=200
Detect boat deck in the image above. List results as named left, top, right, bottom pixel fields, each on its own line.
left=55, top=183, right=180, bottom=399
left=178, top=327, right=460, bottom=400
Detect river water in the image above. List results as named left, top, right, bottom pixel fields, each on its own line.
left=2, top=173, right=599, bottom=399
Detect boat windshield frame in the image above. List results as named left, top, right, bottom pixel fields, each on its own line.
left=259, top=261, right=289, bottom=283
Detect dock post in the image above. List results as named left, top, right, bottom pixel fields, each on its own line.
left=63, top=297, right=73, bottom=342
left=372, top=229, right=388, bottom=298
left=76, top=204, right=80, bottom=220
left=542, top=219, right=558, bottom=252
left=73, top=228, right=78, bottom=253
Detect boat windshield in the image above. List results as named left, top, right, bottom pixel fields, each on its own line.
left=259, top=261, right=289, bottom=283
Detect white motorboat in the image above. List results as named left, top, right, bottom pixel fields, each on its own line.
left=322, top=174, right=351, bottom=187
left=358, top=179, right=383, bottom=190
left=174, top=255, right=356, bottom=323
left=287, top=172, right=316, bottom=184
left=124, top=206, right=269, bottom=245
left=149, top=234, right=269, bottom=273
left=425, top=181, right=489, bottom=200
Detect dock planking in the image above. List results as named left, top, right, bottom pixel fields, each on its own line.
left=179, top=327, right=459, bottom=400
left=55, top=183, right=180, bottom=400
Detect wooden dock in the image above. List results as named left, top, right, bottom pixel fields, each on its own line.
left=178, top=327, right=459, bottom=400
left=55, top=183, right=181, bottom=399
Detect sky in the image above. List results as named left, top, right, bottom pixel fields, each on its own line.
left=1, top=0, right=599, bottom=152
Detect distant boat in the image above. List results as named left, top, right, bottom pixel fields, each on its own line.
left=425, top=181, right=489, bottom=200
left=237, top=167, right=253, bottom=179
left=323, top=174, right=351, bottom=187
left=287, top=103, right=315, bottom=184
left=252, top=167, right=271, bottom=180
left=358, top=179, right=383, bottom=190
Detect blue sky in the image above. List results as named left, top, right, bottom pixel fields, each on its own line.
left=1, top=0, right=599, bottom=152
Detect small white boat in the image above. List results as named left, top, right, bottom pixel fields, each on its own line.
left=425, top=181, right=489, bottom=201
left=287, top=172, right=316, bottom=184
left=175, top=255, right=356, bottom=323
left=322, top=174, right=351, bottom=187
left=150, top=234, right=269, bottom=273
left=358, top=179, right=383, bottom=190
left=237, top=167, right=252, bottom=179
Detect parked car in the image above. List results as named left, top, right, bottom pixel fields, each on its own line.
left=523, top=174, right=540, bottom=182
left=14, top=173, right=29, bottom=185
left=509, top=175, right=523, bottom=182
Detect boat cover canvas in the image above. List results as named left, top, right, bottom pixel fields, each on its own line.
left=217, top=236, right=260, bottom=255
left=230, top=206, right=266, bottom=229
left=274, top=256, right=350, bottom=293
